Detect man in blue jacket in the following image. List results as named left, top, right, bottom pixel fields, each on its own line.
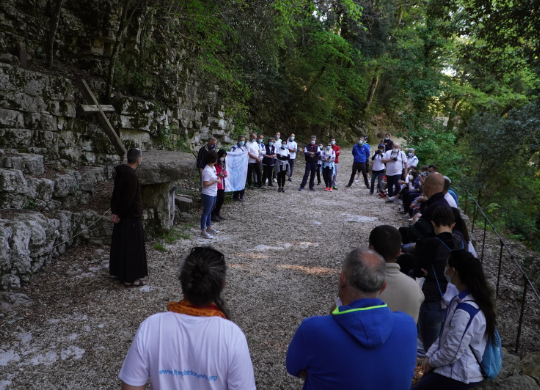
left=346, top=136, right=371, bottom=189
left=286, top=248, right=417, bottom=390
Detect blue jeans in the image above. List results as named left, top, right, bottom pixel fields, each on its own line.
left=201, top=194, right=217, bottom=230
left=418, top=301, right=447, bottom=353
left=371, top=170, right=384, bottom=193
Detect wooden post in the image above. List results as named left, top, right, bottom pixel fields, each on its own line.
left=75, top=79, right=126, bottom=158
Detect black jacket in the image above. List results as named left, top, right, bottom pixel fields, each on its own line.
left=111, top=165, right=143, bottom=219
left=408, top=192, right=450, bottom=241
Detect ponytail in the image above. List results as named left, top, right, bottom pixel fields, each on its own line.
left=179, top=246, right=231, bottom=319
left=449, top=250, right=496, bottom=342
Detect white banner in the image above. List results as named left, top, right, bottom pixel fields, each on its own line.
left=224, top=148, right=249, bottom=192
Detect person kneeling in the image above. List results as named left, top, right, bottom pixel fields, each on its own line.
left=286, top=248, right=417, bottom=389
left=119, top=247, right=256, bottom=390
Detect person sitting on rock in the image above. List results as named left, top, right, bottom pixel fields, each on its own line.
left=286, top=248, right=417, bottom=389
left=119, top=247, right=256, bottom=390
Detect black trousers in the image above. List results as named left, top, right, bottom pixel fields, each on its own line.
left=212, top=189, right=225, bottom=216
left=348, top=162, right=368, bottom=187
left=247, top=163, right=262, bottom=187
left=288, top=159, right=295, bottom=178
left=316, top=165, right=322, bottom=184
left=277, top=170, right=287, bottom=187
left=233, top=189, right=245, bottom=200
left=262, top=164, right=274, bottom=185
left=323, top=166, right=333, bottom=187
left=300, top=161, right=318, bottom=189
left=387, top=174, right=401, bottom=197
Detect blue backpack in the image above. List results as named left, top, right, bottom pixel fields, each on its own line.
left=458, top=302, right=503, bottom=381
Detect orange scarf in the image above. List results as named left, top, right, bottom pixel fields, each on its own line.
left=167, top=299, right=227, bottom=319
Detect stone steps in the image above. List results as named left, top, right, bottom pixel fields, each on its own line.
left=0, top=149, right=108, bottom=211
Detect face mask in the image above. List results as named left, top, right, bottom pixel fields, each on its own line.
left=258, top=139, right=263, bottom=143
left=311, top=140, right=316, bottom=145
left=275, top=135, right=280, bottom=139
left=290, top=137, right=294, bottom=141
left=393, top=148, right=399, bottom=152
left=220, top=157, right=225, bottom=162
left=239, top=141, right=245, bottom=146
left=378, top=149, right=384, bottom=154
left=210, top=144, right=216, bottom=149
left=445, top=267, right=452, bottom=283
left=408, top=152, right=412, bottom=157
left=281, top=145, right=286, bottom=149
left=269, top=142, right=274, bottom=146
left=319, top=146, right=323, bottom=150
left=326, top=145, right=331, bottom=150
left=252, top=139, right=257, bottom=142
left=358, top=140, right=363, bottom=144
left=385, top=137, right=389, bottom=140
left=331, top=141, right=336, bottom=145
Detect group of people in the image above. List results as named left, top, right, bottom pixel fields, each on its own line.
left=110, top=142, right=498, bottom=390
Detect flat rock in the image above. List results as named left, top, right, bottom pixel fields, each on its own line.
left=523, top=353, right=540, bottom=385
left=136, top=150, right=194, bottom=185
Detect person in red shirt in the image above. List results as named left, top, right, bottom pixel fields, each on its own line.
left=211, top=149, right=228, bottom=222
left=331, top=137, right=341, bottom=190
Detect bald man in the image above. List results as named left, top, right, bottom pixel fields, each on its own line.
left=286, top=248, right=417, bottom=389
left=399, top=173, right=450, bottom=243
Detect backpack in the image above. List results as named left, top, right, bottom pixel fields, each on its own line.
left=457, top=302, right=503, bottom=381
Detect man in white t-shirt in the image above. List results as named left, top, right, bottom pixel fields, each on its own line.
left=443, top=176, right=457, bottom=208
left=273, top=132, right=281, bottom=183
left=246, top=133, right=264, bottom=189
left=407, top=148, right=419, bottom=169
left=381, top=143, right=408, bottom=202
left=287, top=133, right=298, bottom=181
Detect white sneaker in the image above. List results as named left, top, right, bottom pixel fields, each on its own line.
left=355, top=179, right=359, bottom=183
left=201, top=231, right=214, bottom=239
left=207, top=227, right=220, bottom=234
left=273, top=178, right=278, bottom=183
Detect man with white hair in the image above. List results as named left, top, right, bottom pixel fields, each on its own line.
left=286, top=248, right=417, bottom=389
left=407, top=148, right=419, bottom=169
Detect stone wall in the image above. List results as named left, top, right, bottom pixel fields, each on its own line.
left=0, top=210, right=112, bottom=290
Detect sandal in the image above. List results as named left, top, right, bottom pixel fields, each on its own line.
left=124, top=279, right=147, bottom=287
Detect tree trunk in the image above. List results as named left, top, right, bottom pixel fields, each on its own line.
left=105, top=0, right=138, bottom=103
left=46, top=0, right=65, bottom=69
left=395, top=7, right=403, bottom=28
left=364, top=74, right=379, bottom=111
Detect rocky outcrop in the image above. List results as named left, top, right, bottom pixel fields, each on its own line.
left=0, top=210, right=112, bottom=290
left=476, top=349, right=540, bottom=390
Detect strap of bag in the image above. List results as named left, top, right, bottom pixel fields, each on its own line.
left=458, top=303, right=488, bottom=379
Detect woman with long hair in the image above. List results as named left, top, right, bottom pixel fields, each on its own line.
left=200, top=151, right=221, bottom=239
left=119, top=247, right=256, bottom=390
left=451, top=208, right=478, bottom=257
left=413, top=249, right=497, bottom=390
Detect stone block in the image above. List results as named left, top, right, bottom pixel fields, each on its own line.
left=0, top=53, right=19, bottom=66
left=24, top=112, right=40, bottom=129
left=4, top=156, right=23, bottom=170
left=19, top=153, right=44, bottom=175
left=53, top=173, right=76, bottom=198
left=0, top=169, right=27, bottom=193
left=141, top=181, right=177, bottom=231
left=40, top=111, right=57, bottom=130
left=27, top=177, right=54, bottom=202
left=0, top=108, right=24, bottom=128
left=0, top=92, right=47, bottom=112
left=175, top=194, right=193, bottom=212
left=476, top=375, right=540, bottom=390
left=0, top=224, right=13, bottom=272
left=78, top=167, right=105, bottom=192
left=523, top=353, right=540, bottom=385
left=136, top=150, right=194, bottom=185
left=6, top=221, right=31, bottom=274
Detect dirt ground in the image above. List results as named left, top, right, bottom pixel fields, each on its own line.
left=0, top=148, right=536, bottom=389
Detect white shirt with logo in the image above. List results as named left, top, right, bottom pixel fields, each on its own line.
left=246, top=141, right=260, bottom=163
left=119, top=312, right=256, bottom=390
left=384, top=150, right=407, bottom=176
left=287, top=140, right=298, bottom=159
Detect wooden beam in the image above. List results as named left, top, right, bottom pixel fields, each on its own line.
left=75, top=79, right=126, bottom=157
left=78, top=104, right=116, bottom=114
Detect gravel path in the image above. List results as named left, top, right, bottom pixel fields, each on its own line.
left=0, top=150, right=439, bottom=388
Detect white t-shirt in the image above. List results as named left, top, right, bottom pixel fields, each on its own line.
left=201, top=165, right=218, bottom=196
left=372, top=153, right=385, bottom=171
left=287, top=140, right=298, bottom=159
left=119, top=312, right=256, bottom=390
left=258, top=142, right=266, bottom=159
left=408, top=155, right=419, bottom=168
left=273, top=138, right=281, bottom=159
left=384, top=149, right=407, bottom=176
left=246, top=141, right=260, bottom=163
left=445, top=192, right=457, bottom=208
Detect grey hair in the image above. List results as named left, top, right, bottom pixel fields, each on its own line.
left=342, top=248, right=386, bottom=293
left=311, top=135, right=317, bottom=138
left=443, top=177, right=451, bottom=192
left=409, top=148, right=415, bottom=152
